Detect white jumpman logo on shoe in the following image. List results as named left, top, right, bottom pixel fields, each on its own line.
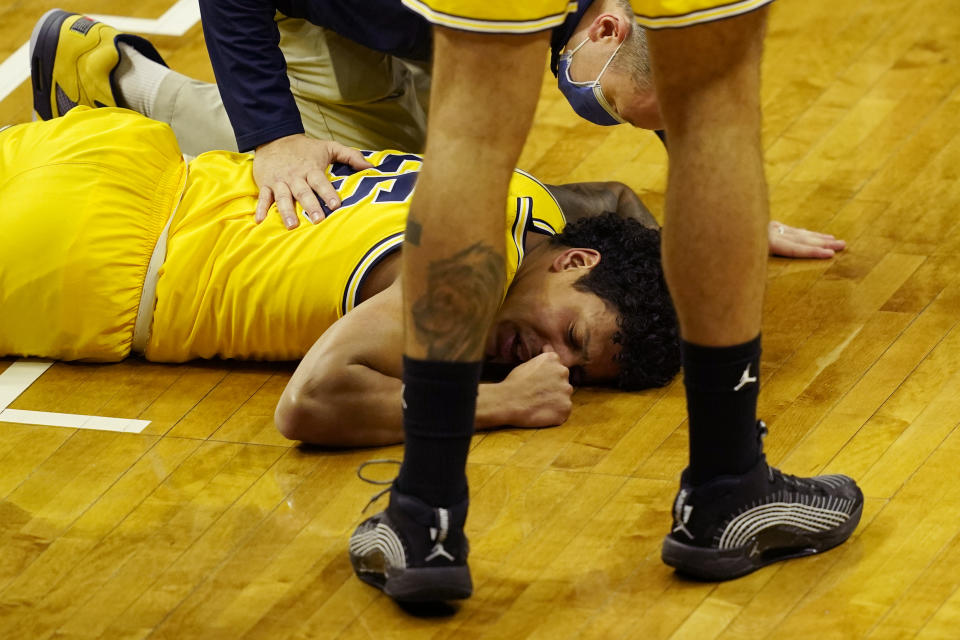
left=733, top=364, right=757, bottom=391
left=425, top=541, right=455, bottom=562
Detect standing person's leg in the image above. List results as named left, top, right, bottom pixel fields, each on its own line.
left=349, top=25, right=550, bottom=602
left=397, top=26, right=548, bottom=503
left=644, top=7, right=863, bottom=579
left=654, top=10, right=769, bottom=473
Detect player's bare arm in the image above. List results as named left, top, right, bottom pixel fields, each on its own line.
left=547, top=181, right=659, bottom=228
left=275, top=280, right=573, bottom=448
left=549, top=181, right=845, bottom=259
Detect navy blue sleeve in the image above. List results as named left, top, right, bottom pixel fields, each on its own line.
left=199, top=0, right=304, bottom=152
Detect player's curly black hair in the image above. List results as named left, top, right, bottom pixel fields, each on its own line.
left=550, top=212, right=680, bottom=390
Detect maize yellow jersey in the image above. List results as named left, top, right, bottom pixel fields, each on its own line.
left=146, top=149, right=567, bottom=361
left=0, top=107, right=566, bottom=363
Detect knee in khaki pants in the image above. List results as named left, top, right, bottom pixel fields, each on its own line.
left=277, top=17, right=428, bottom=152
left=154, top=16, right=430, bottom=154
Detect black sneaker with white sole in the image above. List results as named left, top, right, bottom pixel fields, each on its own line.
left=662, top=425, right=864, bottom=581
left=349, top=486, right=472, bottom=602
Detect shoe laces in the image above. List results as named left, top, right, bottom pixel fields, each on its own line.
left=757, top=421, right=828, bottom=495
left=356, top=458, right=401, bottom=513
left=767, top=466, right=828, bottom=495
left=356, top=459, right=459, bottom=562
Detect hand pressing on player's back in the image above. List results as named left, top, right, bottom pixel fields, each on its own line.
left=254, top=133, right=373, bottom=229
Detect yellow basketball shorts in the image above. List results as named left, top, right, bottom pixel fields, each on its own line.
left=0, top=107, right=185, bottom=361
left=400, top=0, right=775, bottom=31
left=630, top=0, right=775, bottom=28
left=400, top=0, right=578, bottom=33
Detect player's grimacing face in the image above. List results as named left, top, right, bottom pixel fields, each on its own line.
left=485, top=270, right=621, bottom=385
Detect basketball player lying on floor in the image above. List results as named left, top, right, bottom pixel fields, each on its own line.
left=0, top=108, right=845, bottom=446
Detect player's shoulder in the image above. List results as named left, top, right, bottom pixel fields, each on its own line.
left=509, top=168, right=566, bottom=236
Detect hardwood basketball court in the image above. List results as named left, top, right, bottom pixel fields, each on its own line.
left=1, top=0, right=960, bottom=637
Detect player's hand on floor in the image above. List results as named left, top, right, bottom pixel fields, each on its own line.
left=768, top=221, right=847, bottom=259
left=500, top=348, right=574, bottom=428
left=253, top=133, right=373, bottom=229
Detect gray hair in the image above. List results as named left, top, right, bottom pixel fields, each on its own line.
left=611, top=0, right=653, bottom=91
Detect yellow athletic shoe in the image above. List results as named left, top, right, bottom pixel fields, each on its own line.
left=29, top=9, right=167, bottom=120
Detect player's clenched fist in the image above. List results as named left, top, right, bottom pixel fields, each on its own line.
left=253, top=133, right=373, bottom=229
left=500, top=349, right=574, bottom=428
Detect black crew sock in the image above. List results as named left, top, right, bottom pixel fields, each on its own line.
left=682, top=335, right=763, bottom=485
left=396, top=356, right=482, bottom=507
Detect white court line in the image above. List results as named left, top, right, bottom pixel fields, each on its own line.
left=0, top=0, right=201, bottom=104
left=0, top=359, right=53, bottom=410
left=0, top=409, right=150, bottom=433
left=0, top=45, right=29, bottom=105
left=0, top=360, right=151, bottom=433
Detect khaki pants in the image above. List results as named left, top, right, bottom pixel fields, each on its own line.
left=154, top=17, right=430, bottom=156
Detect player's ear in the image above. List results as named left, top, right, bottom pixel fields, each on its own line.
left=551, top=247, right=601, bottom=272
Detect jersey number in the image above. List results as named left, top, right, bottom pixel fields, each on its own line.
left=328, top=152, right=421, bottom=211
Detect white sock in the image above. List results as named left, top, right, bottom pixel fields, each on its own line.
left=115, top=42, right=170, bottom=117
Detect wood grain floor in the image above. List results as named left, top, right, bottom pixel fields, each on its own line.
left=2, top=1, right=960, bottom=637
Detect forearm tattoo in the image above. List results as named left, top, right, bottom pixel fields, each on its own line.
left=411, top=243, right=505, bottom=360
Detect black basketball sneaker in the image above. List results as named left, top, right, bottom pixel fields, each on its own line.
left=349, top=485, right=472, bottom=602
left=662, top=423, right=864, bottom=580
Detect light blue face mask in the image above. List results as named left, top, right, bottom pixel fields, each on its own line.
left=557, top=38, right=627, bottom=126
